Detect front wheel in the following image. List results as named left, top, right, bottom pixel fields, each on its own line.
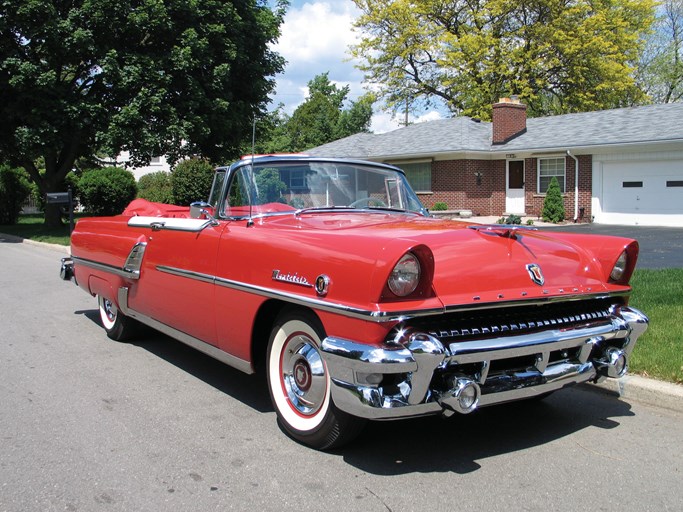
left=266, top=309, right=365, bottom=450
left=98, top=295, right=139, bottom=341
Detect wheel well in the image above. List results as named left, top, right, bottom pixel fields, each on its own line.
left=250, top=301, right=323, bottom=374
left=251, top=300, right=285, bottom=374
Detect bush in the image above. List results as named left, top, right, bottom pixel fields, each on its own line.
left=431, top=202, right=448, bottom=211
left=0, top=165, right=31, bottom=224
left=138, top=171, right=173, bottom=204
left=497, top=214, right=522, bottom=225
left=541, top=176, right=565, bottom=223
left=171, top=158, right=214, bottom=206
left=78, top=167, right=137, bottom=216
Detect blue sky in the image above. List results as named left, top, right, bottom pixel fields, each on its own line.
left=269, top=1, right=444, bottom=133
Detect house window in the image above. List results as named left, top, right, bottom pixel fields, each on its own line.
left=398, top=162, right=432, bottom=192
left=150, top=156, right=162, bottom=165
left=537, top=157, right=566, bottom=193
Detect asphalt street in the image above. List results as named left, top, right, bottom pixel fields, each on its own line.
left=1, top=238, right=682, bottom=512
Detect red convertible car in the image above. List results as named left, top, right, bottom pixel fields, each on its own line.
left=61, top=155, right=648, bottom=449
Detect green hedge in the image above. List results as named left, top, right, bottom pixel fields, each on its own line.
left=78, top=167, right=137, bottom=216
left=171, top=158, right=214, bottom=206
left=138, top=171, right=173, bottom=204
left=0, top=165, right=31, bottom=224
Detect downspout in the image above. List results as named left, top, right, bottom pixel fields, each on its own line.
left=567, top=150, right=579, bottom=222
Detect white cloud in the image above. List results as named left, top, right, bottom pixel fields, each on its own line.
left=270, top=1, right=448, bottom=135
left=271, top=2, right=364, bottom=114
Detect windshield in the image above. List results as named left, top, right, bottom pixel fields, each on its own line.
left=221, top=161, right=426, bottom=218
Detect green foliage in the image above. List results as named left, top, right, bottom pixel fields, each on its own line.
left=257, top=73, right=375, bottom=152
left=497, top=214, right=522, bottom=224
left=171, top=158, right=214, bottom=206
left=351, top=0, right=656, bottom=119
left=637, top=0, right=683, bottom=103
left=542, top=177, right=566, bottom=223
left=78, top=167, right=137, bottom=216
left=431, top=202, right=448, bottom=211
left=0, top=165, right=31, bottom=224
left=138, top=171, right=173, bottom=204
left=255, top=168, right=286, bottom=203
left=526, top=219, right=535, bottom=226
left=0, top=0, right=286, bottom=226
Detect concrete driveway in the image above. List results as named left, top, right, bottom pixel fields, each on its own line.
left=539, top=223, right=683, bottom=269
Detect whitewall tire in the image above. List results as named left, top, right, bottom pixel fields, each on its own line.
left=266, top=309, right=365, bottom=449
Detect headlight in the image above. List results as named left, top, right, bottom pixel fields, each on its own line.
left=610, top=250, right=628, bottom=282
left=388, top=253, right=421, bottom=297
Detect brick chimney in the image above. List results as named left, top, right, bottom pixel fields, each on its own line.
left=492, top=96, right=527, bottom=144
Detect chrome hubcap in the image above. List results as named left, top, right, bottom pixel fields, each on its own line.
left=103, top=298, right=116, bottom=322
left=281, top=335, right=327, bottom=416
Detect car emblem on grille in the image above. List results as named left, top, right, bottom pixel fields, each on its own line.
left=526, top=263, right=545, bottom=286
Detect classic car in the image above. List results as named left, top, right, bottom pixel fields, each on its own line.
left=60, top=155, right=648, bottom=449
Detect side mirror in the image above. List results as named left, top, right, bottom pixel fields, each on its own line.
left=190, top=201, right=219, bottom=226
left=190, top=201, right=211, bottom=219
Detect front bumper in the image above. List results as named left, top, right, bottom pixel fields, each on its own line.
left=320, top=305, right=648, bottom=420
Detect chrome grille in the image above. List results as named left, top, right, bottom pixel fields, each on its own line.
left=408, top=298, right=618, bottom=344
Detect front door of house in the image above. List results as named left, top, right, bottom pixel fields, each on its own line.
left=506, top=160, right=525, bottom=214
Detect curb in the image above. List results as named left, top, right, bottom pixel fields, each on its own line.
left=586, top=375, right=683, bottom=413
left=0, top=232, right=70, bottom=255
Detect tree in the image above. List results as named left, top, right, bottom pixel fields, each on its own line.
left=256, top=73, right=375, bottom=153
left=351, top=0, right=656, bottom=120
left=542, top=176, right=565, bottom=223
left=0, top=0, right=286, bottom=226
left=638, top=0, right=683, bottom=103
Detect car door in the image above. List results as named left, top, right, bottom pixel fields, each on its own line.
left=127, top=218, right=227, bottom=346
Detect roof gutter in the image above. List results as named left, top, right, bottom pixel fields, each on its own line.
left=567, top=150, right=579, bottom=222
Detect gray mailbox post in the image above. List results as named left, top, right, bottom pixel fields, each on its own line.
left=45, top=188, right=74, bottom=234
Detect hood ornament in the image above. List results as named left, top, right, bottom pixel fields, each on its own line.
left=526, top=263, right=545, bottom=286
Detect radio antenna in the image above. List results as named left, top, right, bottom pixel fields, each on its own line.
left=247, top=115, right=256, bottom=227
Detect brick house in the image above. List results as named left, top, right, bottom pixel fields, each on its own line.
left=307, top=100, right=683, bottom=227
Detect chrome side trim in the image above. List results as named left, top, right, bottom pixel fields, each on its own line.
left=157, top=265, right=443, bottom=322
left=156, top=264, right=629, bottom=323
left=72, top=256, right=141, bottom=280
left=123, top=242, right=147, bottom=276
left=127, top=216, right=215, bottom=232
left=117, top=287, right=253, bottom=374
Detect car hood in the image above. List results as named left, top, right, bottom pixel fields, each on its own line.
left=260, top=213, right=627, bottom=306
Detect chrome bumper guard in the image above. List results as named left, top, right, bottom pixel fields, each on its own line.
left=320, top=305, right=648, bottom=420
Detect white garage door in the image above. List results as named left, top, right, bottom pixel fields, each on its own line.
left=598, top=159, right=683, bottom=226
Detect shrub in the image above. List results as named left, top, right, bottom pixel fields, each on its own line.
left=497, top=214, right=522, bottom=225
left=138, top=171, right=173, bottom=203
left=171, top=158, right=214, bottom=206
left=541, top=176, right=565, bottom=223
left=431, top=202, right=448, bottom=211
left=0, top=165, right=31, bottom=224
left=78, top=167, right=137, bottom=216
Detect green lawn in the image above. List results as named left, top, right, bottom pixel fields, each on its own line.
left=0, top=214, right=72, bottom=245
left=2, top=215, right=681, bottom=383
left=628, top=269, right=683, bottom=384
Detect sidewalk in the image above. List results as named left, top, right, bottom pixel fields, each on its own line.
left=3, top=230, right=682, bottom=413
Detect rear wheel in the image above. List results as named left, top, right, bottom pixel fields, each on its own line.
left=266, top=309, right=365, bottom=450
left=98, top=295, right=139, bottom=341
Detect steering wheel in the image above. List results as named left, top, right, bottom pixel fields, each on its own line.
left=349, top=197, right=387, bottom=208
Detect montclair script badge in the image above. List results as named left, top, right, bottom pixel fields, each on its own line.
left=526, top=263, right=545, bottom=286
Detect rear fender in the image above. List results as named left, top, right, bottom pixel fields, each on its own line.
left=88, top=275, right=115, bottom=306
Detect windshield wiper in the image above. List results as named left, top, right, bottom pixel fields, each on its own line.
left=294, top=206, right=355, bottom=216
